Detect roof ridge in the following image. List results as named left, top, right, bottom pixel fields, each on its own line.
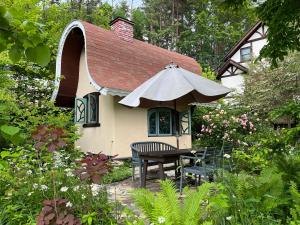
left=80, top=20, right=198, bottom=64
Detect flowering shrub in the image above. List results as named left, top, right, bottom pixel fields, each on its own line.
left=193, top=106, right=262, bottom=148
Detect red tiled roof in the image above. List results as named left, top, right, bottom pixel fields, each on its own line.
left=55, top=20, right=200, bottom=107
left=81, top=21, right=200, bottom=92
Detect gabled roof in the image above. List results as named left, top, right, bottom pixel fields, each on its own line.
left=217, top=59, right=248, bottom=79
left=223, top=21, right=263, bottom=61
left=52, top=20, right=200, bottom=107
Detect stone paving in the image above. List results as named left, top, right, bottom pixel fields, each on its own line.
left=107, top=166, right=176, bottom=207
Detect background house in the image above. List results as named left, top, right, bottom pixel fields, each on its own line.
left=216, top=21, right=268, bottom=94
left=52, top=17, right=201, bottom=158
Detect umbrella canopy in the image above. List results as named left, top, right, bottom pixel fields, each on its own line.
left=119, top=63, right=231, bottom=108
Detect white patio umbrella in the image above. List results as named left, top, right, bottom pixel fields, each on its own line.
left=119, top=63, right=231, bottom=148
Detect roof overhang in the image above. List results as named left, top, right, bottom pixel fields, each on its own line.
left=51, top=21, right=129, bottom=107
left=223, top=21, right=263, bottom=61
left=217, top=59, right=248, bottom=79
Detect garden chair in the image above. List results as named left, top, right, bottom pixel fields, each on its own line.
left=179, top=147, right=217, bottom=194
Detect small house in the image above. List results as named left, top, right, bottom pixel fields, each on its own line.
left=52, top=17, right=201, bottom=158
left=217, top=21, right=268, bottom=94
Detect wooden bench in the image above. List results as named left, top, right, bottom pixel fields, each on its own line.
left=130, top=141, right=177, bottom=184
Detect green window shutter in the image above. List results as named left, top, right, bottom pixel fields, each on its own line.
left=179, top=110, right=191, bottom=135
left=74, top=98, right=87, bottom=123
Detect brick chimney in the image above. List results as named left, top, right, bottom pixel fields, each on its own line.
left=109, top=17, right=134, bottom=42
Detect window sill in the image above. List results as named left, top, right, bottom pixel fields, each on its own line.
left=148, top=134, right=174, bottom=137
left=83, top=123, right=100, bottom=128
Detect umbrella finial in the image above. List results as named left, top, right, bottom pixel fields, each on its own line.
left=165, top=62, right=179, bottom=69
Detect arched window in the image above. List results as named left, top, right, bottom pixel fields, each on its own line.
left=148, top=108, right=172, bottom=136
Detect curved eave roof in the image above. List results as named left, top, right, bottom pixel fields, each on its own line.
left=52, top=20, right=201, bottom=107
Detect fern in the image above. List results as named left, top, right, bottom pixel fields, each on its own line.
left=289, top=182, right=300, bottom=224
left=131, top=188, right=156, bottom=220
left=131, top=179, right=228, bottom=225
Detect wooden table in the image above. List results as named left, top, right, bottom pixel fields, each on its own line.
left=138, top=148, right=204, bottom=187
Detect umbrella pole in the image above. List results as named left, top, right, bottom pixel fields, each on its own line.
left=174, top=100, right=179, bottom=150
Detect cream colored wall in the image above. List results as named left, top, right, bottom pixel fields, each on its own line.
left=75, top=49, right=192, bottom=158
left=75, top=49, right=115, bottom=155
left=113, top=97, right=192, bottom=157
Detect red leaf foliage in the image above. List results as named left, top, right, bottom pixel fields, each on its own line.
left=32, top=125, right=67, bottom=152
left=74, top=152, right=117, bottom=184
left=36, top=198, right=81, bottom=225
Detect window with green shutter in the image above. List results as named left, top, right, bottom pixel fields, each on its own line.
left=74, top=92, right=100, bottom=127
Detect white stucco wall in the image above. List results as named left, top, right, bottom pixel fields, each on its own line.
left=221, top=75, right=244, bottom=94
left=75, top=49, right=192, bottom=158
left=220, top=25, right=268, bottom=93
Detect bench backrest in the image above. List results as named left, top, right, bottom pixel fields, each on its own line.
left=130, top=141, right=177, bottom=162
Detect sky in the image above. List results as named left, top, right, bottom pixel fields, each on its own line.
left=102, top=0, right=143, bottom=8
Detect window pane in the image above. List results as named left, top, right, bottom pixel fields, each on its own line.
left=148, top=111, right=157, bottom=135
left=89, top=94, right=97, bottom=123
left=159, top=111, right=171, bottom=134
left=241, top=47, right=251, bottom=61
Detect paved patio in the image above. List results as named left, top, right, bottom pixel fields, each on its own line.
left=107, top=165, right=177, bottom=206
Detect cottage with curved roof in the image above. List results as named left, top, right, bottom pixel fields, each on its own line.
left=52, top=17, right=201, bottom=157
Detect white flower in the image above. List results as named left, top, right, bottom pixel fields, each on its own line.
left=81, top=194, right=86, bottom=200
left=66, top=201, right=73, bottom=208
left=26, top=170, right=32, bottom=175
left=90, top=183, right=102, bottom=196
left=66, top=171, right=74, bottom=177
left=190, top=150, right=196, bottom=154
left=224, top=154, right=231, bottom=159
left=242, top=142, right=248, bottom=146
left=226, top=216, right=232, bottom=221
left=33, top=183, right=38, bottom=189
left=40, top=185, right=48, bottom=191
left=158, top=216, right=166, bottom=224
left=60, top=186, right=68, bottom=192
left=28, top=192, right=33, bottom=196
left=73, top=186, right=80, bottom=191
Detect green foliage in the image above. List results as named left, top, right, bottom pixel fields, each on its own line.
left=220, top=167, right=285, bottom=224
left=238, top=45, right=300, bottom=117
left=202, top=67, right=217, bottom=81
left=233, top=124, right=300, bottom=173
left=270, top=101, right=300, bottom=126
left=130, top=180, right=228, bottom=225
left=289, top=182, right=300, bottom=225
left=102, top=162, right=132, bottom=184
left=0, top=4, right=51, bottom=66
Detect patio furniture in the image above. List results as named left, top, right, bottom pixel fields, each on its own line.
left=131, top=145, right=157, bottom=181
left=131, top=141, right=178, bottom=186
left=179, top=147, right=217, bottom=193
left=137, top=147, right=201, bottom=187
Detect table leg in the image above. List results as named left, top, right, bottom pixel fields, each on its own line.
left=141, top=160, right=148, bottom=188
left=158, top=162, right=165, bottom=180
